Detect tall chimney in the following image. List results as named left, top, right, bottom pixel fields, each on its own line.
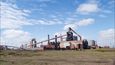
left=55, top=35, right=57, bottom=43
left=48, top=34, right=50, bottom=44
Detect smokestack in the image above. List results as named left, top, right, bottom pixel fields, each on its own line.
left=55, top=35, right=57, bottom=43
left=48, top=34, right=50, bottom=44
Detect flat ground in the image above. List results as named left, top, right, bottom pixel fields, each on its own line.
left=0, top=48, right=115, bottom=65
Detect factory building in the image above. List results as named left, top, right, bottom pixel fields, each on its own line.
left=21, top=27, right=98, bottom=51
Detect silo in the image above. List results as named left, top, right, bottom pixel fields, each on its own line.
left=88, top=40, right=96, bottom=49
left=91, top=40, right=96, bottom=46
left=88, top=40, right=95, bottom=46
left=82, top=39, right=88, bottom=49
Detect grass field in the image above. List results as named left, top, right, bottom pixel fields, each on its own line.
left=0, top=48, right=115, bottom=65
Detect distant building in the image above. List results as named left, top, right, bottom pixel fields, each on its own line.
left=88, top=40, right=97, bottom=49
left=104, top=46, right=110, bottom=48
left=0, top=45, right=8, bottom=50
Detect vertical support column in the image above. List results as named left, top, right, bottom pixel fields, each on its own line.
left=80, top=40, right=83, bottom=50
left=48, top=34, right=50, bottom=44
left=55, top=35, right=58, bottom=50
left=55, top=35, right=57, bottom=43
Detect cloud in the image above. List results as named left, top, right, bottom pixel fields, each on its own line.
left=32, top=19, right=63, bottom=25
left=64, top=18, right=95, bottom=30
left=99, top=28, right=115, bottom=47
left=1, top=29, right=32, bottom=46
left=0, top=2, right=33, bottom=46
left=1, top=0, right=16, bottom=4
left=2, top=29, right=29, bottom=38
left=77, top=2, right=99, bottom=14
left=0, top=1, right=63, bottom=30
left=78, top=18, right=95, bottom=26
left=0, top=2, right=32, bottom=29
left=0, top=1, right=63, bottom=47
left=99, top=29, right=115, bottom=40
left=54, top=31, right=66, bottom=36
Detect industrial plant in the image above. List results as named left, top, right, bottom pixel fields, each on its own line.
left=14, top=27, right=99, bottom=51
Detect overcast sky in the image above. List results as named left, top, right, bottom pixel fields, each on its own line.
left=0, top=0, right=115, bottom=47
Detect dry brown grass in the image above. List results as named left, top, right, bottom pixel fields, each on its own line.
left=0, top=48, right=115, bottom=65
